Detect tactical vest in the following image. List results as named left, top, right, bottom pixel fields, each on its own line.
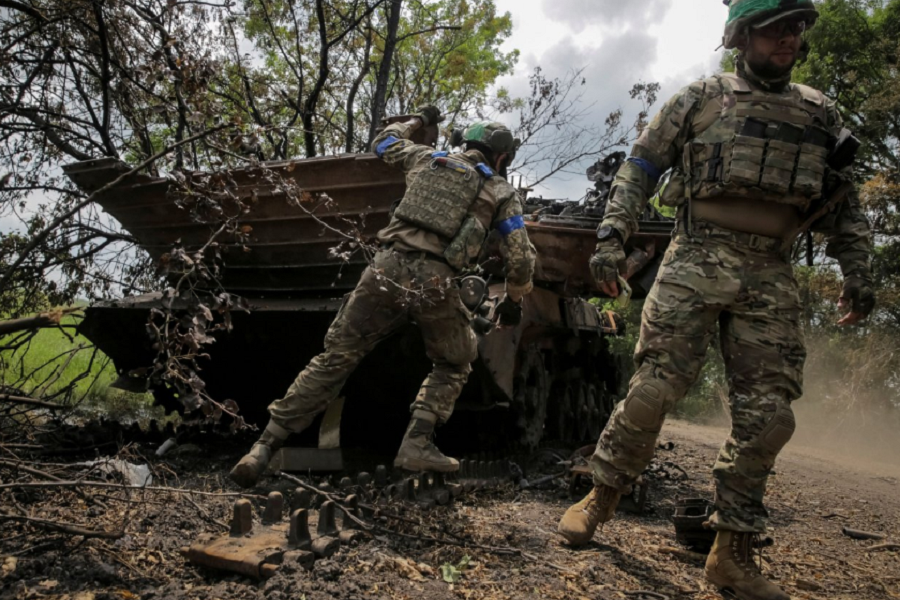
left=393, top=152, right=494, bottom=240
left=685, top=73, right=831, bottom=211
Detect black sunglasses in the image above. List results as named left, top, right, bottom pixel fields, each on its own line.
left=755, top=18, right=807, bottom=39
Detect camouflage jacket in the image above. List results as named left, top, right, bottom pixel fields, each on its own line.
left=603, top=71, right=873, bottom=281
left=372, top=121, right=536, bottom=299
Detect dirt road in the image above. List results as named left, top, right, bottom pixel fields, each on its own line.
left=2, top=419, right=898, bottom=600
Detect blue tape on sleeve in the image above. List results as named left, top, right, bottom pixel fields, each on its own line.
left=476, top=163, right=495, bottom=178
left=496, top=215, right=525, bottom=236
left=432, top=151, right=449, bottom=158
left=626, top=157, right=662, bottom=182
left=375, top=135, right=402, bottom=158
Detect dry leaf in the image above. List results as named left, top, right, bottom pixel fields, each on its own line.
left=1, top=557, right=16, bottom=579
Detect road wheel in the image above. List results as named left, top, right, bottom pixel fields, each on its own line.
left=513, top=345, right=550, bottom=449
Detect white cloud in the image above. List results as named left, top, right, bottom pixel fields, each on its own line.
left=493, top=0, right=728, bottom=199
left=540, top=0, right=674, bottom=33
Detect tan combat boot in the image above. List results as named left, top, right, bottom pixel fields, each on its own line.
left=557, top=484, right=622, bottom=546
left=393, top=410, right=460, bottom=472
left=229, top=421, right=290, bottom=488
left=705, top=530, right=790, bottom=600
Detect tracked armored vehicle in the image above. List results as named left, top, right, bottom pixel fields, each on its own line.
left=64, top=150, right=672, bottom=460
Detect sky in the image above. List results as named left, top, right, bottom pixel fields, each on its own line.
left=1, top=0, right=730, bottom=234
left=493, top=0, right=728, bottom=199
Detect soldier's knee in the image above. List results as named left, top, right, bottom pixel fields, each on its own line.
left=756, top=403, right=796, bottom=455
left=622, top=378, right=676, bottom=431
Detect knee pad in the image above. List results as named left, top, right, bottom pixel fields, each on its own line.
left=757, top=404, right=796, bottom=454
left=623, top=379, right=675, bottom=431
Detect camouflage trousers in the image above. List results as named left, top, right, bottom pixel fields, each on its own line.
left=591, top=223, right=806, bottom=532
left=268, top=248, right=477, bottom=432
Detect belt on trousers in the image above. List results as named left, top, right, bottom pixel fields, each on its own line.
left=379, top=243, right=449, bottom=266
left=673, top=219, right=786, bottom=255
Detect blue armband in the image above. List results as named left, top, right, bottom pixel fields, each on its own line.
left=626, top=157, right=662, bottom=182
left=375, top=135, right=402, bottom=158
left=475, top=163, right=495, bottom=178
left=496, top=215, right=525, bottom=236
left=431, top=151, right=449, bottom=158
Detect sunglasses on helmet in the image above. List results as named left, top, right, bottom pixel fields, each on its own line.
left=754, top=18, right=807, bottom=39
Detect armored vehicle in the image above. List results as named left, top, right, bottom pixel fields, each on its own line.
left=64, top=151, right=672, bottom=458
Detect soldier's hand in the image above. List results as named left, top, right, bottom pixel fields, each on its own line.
left=838, top=276, right=875, bottom=326
left=590, top=238, right=626, bottom=298
left=415, top=105, right=443, bottom=127
left=495, top=295, right=523, bottom=327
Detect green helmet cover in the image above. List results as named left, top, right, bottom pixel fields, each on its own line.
left=723, top=0, right=818, bottom=49
left=462, top=122, right=519, bottom=158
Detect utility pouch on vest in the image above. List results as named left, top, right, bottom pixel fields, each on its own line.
left=795, top=142, right=828, bottom=198
left=728, top=135, right=766, bottom=187
left=444, top=215, right=487, bottom=270
left=394, top=155, right=485, bottom=239
left=725, top=117, right=767, bottom=187
left=760, top=122, right=803, bottom=194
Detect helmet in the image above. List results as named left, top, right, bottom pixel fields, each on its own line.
left=723, top=0, right=819, bottom=49
left=452, top=122, right=519, bottom=160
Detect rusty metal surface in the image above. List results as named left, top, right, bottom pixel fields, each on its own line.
left=64, top=155, right=405, bottom=294
left=183, top=463, right=516, bottom=579
left=184, top=491, right=342, bottom=579
left=64, top=155, right=671, bottom=297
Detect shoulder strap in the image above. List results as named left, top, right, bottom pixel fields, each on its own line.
left=719, top=72, right=752, bottom=93
left=791, top=82, right=828, bottom=124
left=791, top=83, right=825, bottom=106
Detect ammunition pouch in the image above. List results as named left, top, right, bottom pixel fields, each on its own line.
left=444, top=215, right=488, bottom=271
left=687, top=74, right=833, bottom=211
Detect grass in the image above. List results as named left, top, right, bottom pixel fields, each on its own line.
left=0, top=312, right=174, bottom=425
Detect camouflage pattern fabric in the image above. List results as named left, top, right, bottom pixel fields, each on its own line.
left=373, top=120, right=535, bottom=300
left=601, top=69, right=871, bottom=281
left=393, top=155, right=484, bottom=239
left=590, top=223, right=805, bottom=532
left=268, top=249, right=477, bottom=430
left=267, top=120, right=536, bottom=432
left=589, top=67, right=873, bottom=535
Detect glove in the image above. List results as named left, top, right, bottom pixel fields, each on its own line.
left=589, top=238, right=626, bottom=288
left=495, top=295, right=523, bottom=327
left=840, top=276, right=875, bottom=318
left=415, top=105, right=443, bottom=127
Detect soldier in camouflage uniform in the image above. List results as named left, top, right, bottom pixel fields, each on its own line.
left=230, top=106, right=535, bottom=488
left=558, top=2, right=875, bottom=599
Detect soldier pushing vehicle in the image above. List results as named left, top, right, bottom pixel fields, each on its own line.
left=229, top=106, right=536, bottom=488
left=558, top=2, right=874, bottom=600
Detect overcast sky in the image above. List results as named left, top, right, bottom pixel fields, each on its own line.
left=494, top=0, right=728, bottom=199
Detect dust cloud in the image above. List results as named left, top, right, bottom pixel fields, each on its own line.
left=790, top=358, right=900, bottom=474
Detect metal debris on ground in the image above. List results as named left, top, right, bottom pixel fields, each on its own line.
left=672, top=498, right=716, bottom=552
left=182, top=460, right=515, bottom=578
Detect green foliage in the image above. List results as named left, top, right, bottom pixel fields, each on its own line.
left=0, top=315, right=161, bottom=423
left=225, top=0, right=517, bottom=157
left=440, top=554, right=471, bottom=583
left=389, top=0, right=518, bottom=119
left=794, top=0, right=900, bottom=179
